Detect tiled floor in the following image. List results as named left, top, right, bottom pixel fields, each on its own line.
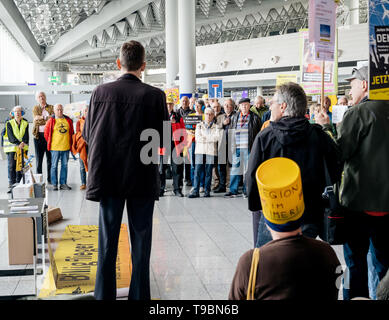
left=0, top=126, right=346, bottom=299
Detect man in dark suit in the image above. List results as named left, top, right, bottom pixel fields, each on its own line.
left=83, top=40, right=169, bottom=300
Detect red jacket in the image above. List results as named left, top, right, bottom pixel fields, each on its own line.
left=159, top=113, right=187, bottom=156
left=44, top=115, right=74, bottom=151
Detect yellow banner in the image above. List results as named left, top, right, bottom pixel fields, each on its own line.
left=39, top=224, right=131, bottom=297
left=276, top=74, right=298, bottom=87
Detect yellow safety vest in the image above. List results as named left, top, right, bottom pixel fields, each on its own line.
left=3, top=119, right=29, bottom=153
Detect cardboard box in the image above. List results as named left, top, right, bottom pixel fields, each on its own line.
left=48, top=206, right=63, bottom=225
left=8, top=218, right=34, bottom=265
left=12, top=183, right=34, bottom=199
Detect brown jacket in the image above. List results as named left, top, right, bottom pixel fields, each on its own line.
left=229, top=235, right=340, bottom=300
left=32, top=104, right=54, bottom=139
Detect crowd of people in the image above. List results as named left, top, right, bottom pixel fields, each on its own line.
left=2, top=91, right=88, bottom=193
left=1, top=39, right=388, bottom=301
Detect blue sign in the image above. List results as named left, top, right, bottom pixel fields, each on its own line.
left=208, top=79, right=223, bottom=99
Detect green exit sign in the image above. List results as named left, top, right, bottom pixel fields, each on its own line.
left=49, top=76, right=61, bottom=83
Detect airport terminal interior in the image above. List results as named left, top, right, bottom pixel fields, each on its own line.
left=0, top=0, right=387, bottom=301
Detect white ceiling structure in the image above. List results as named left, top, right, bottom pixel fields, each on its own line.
left=0, top=0, right=368, bottom=73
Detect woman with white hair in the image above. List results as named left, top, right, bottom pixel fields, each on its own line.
left=4, top=106, right=29, bottom=192
left=188, top=107, right=223, bottom=198
left=32, top=91, right=54, bottom=184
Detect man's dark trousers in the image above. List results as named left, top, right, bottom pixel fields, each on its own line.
left=343, top=211, right=389, bottom=300
left=94, top=196, right=154, bottom=300
left=34, top=132, right=51, bottom=183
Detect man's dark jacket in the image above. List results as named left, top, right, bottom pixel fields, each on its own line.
left=246, top=117, right=343, bottom=224
left=325, top=99, right=389, bottom=211
left=230, top=111, right=262, bottom=151
left=83, top=73, right=169, bottom=201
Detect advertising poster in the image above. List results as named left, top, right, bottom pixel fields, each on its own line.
left=300, top=29, right=338, bottom=96
left=369, top=0, right=389, bottom=100
left=164, top=87, right=180, bottom=105
left=308, top=0, right=337, bottom=61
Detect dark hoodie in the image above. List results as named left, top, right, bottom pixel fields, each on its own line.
left=246, top=116, right=342, bottom=224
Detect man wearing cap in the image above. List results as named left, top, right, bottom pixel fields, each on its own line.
left=315, top=65, right=389, bottom=300
left=229, top=158, right=341, bottom=300
left=225, top=98, right=261, bottom=198
left=246, top=82, right=342, bottom=247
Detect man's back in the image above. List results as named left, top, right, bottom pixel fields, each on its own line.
left=83, top=73, right=168, bottom=201
left=229, top=235, right=340, bottom=300
left=337, top=99, right=389, bottom=211
left=246, top=117, right=342, bottom=224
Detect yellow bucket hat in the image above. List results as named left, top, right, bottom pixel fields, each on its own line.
left=256, top=157, right=305, bottom=232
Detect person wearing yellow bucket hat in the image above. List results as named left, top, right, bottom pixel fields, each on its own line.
left=246, top=82, right=342, bottom=248
left=229, top=157, right=341, bottom=300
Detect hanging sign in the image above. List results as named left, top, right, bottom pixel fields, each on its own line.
left=308, top=0, right=337, bottom=61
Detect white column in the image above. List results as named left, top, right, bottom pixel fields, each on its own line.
left=256, top=86, right=263, bottom=96
left=165, top=0, right=178, bottom=88
left=178, top=0, right=196, bottom=98
left=345, top=0, right=359, bottom=25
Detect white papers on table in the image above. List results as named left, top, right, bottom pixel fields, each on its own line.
left=10, top=206, right=38, bottom=212
left=8, top=202, right=30, bottom=207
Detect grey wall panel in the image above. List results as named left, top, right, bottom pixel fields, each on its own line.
left=0, top=95, right=16, bottom=122
left=72, top=94, right=91, bottom=104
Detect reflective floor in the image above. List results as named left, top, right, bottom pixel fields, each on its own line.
left=0, top=127, right=345, bottom=299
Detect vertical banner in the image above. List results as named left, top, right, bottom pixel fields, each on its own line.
left=308, top=0, right=337, bottom=61
left=369, top=0, right=389, bottom=100
left=208, top=79, right=223, bottom=99
left=300, top=29, right=338, bottom=96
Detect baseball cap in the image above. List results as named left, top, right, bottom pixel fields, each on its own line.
left=344, top=66, right=368, bottom=82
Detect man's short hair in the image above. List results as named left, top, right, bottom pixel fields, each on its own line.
left=224, top=98, right=236, bottom=108
left=120, top=40, right=145, bottom=71
left=204, top=107, right=215, bottom=115
left=276, top=82, right=307, bottom=118
left=255, top=96, right=264, bottom=103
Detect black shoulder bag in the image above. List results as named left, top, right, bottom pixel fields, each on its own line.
left=321, top=158, right=347, bottom=245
